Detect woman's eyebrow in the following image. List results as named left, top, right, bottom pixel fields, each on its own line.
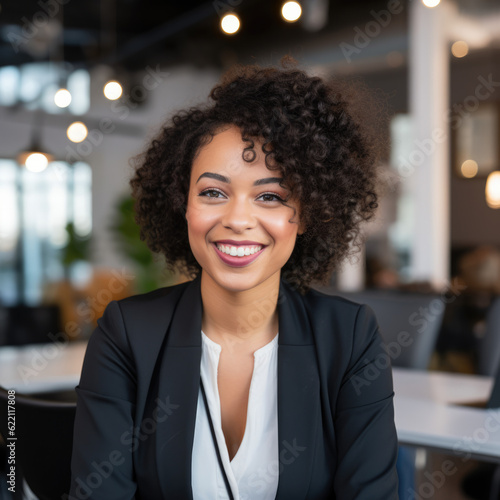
left=196, top=172, right=284, bottom=186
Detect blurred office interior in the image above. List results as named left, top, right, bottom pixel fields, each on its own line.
left=0, top=0, right=499, bottom=357
left=1, top=1, right=500, bottom=498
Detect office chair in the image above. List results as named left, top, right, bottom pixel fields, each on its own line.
left=462, top=352, right=500, bottom=500
left=0, top=307, right=8, bottom=345
left=318, top=288, right=445, bottom=369
left=0, top=387, right=76, bottom=500
left=314, top=287, right=446, bottom=498
left=3, top=305, right=63, bottom=346
left=477, top=296, right=500, bottom=377
left=457, top=297, right=500, bottom=500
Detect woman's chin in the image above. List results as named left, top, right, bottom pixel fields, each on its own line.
left=201, top=268, right=278, bottom=295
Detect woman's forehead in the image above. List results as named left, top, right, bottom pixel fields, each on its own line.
left=191, top=161, right=284, bottom=186
left=191, top=128, right=279, bottom=181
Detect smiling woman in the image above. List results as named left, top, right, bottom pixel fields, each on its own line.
left=186, top=125, right=305, bottom=297
left=128, top=56, right=379, bottom=296
left=69, top=56, right=399, bottom=500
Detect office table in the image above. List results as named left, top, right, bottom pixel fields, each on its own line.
left=394, top=396, right=500, bottom=463
left=0, top=340, right=87, bottom=394
left=392, top=367, right=493, bottom=405
left=3, top=347, right=492, bottom=400
left=392, top=367, right=500, bottom=463
left=1, top=342, right=499, bottom=462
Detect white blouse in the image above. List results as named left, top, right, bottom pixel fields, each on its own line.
left=191, top=329, right=280, bottom=500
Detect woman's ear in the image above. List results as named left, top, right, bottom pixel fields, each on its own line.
left=298, top=220, right=306, bottom=235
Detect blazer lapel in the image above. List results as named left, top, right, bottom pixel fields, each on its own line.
left=155, top=274, right=203, bottom=500
left=274, top=279, right=321, bottom=500
left=154, top=275, right=320, bottom=500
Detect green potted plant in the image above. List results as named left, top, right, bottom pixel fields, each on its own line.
left=109, top=194, right=175, bottom=294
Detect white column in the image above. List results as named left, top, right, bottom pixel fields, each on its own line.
left=336, top=245, right=365, bottom=291
left=408, top=0, right=450, bottom=289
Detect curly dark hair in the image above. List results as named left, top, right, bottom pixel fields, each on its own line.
left=129, top=56, right=381, bottom=295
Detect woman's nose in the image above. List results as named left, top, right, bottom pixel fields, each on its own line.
left=221, top=198, right=256, bottom=232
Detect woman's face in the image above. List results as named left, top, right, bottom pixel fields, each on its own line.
left=185, top=125, right=305, bottom=294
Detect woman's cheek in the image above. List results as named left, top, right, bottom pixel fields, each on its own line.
left=186, top=204, right=219, bottom=247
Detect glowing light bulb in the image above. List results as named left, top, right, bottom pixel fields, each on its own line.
left=221, top=14, right=240, bottom=34
left=282, top=1, right=302, bottom=22
left=103, top=80, right=123, bottom=100
left=67, top=121, right=88, bottom=143
left=25, top=153, right=49, bottom=172
left=461, top=159, right=478, bottom=178
left=54, top=88, right=72, bottom=108
left=486, top=171, right=500, bottom=209
left=422, top=0, right=440, bottom=7
left=451, top=41, right=469, bottom=58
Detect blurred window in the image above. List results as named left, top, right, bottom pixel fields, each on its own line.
left=0, top=64, right=90, bottom=114
left=389, top=113, right=414, bottom=281
left=0, top=160, right=92, bottom=305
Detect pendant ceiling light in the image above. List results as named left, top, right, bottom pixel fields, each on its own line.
left=17, top=111, right=53, bottom=173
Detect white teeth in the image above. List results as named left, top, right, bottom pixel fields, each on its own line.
left=215, top=243, right=263, bottom=257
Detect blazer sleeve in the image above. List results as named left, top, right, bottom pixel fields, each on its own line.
left=69, top=300, right=138, bottom=499
left=333, top=304, right=399, bottom=499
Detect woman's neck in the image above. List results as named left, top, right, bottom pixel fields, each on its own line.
left=200, top=270, right=280, bottom=352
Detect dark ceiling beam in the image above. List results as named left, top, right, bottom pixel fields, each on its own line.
left=0, top=2, right=219, bottom=69
left=98, top=1, right=217, bottom=65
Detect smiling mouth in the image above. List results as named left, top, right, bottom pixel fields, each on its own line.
left=214, top=242, right=264, bottom=257
left=211, top=242, right=267, bottom=267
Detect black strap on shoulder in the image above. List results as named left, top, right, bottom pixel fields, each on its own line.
left=199, top=377, right=235, bottom=500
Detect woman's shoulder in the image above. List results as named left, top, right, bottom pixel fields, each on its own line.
left=113, top=279, right=192, bottom=319
left=297, top=284, right=380, bottom=348
left=118, top=279, right=191, bottom=305
left=95, top=279, right=192, bottom=343
left=299, top=286, right=385, bottom=383
left=300, top=284, right=367, bottom=318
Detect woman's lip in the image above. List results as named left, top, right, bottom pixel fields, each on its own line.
left=212, top=242, right=266, bottom=267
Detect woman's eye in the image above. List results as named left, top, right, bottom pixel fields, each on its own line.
left=259, top=193, right=284, bottom=203
left=198, top=189, right=285, bottom=203
left=199, top=189, right=224, bottom=198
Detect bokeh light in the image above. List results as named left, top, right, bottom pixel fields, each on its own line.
left=486, top=172, right=500, bottom=209
left=103, top=80, right=123, bottom=100
left=422, top=0, right=441, bottom=7
left=221, top=14, right=240, bottom=34
left=54, top=88, right=72, bottom=108
left=282, top=1, right=302, bottom=22
left=460, top=160, right=478, bottom=178
left=25, top=153, right=49, bottom=173
left=67, top=122, right=88, bottom=143
left=451, top=41, right=469, bottom=58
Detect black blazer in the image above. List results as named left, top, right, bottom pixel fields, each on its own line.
left=69, top=274, right=399, bottom=499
